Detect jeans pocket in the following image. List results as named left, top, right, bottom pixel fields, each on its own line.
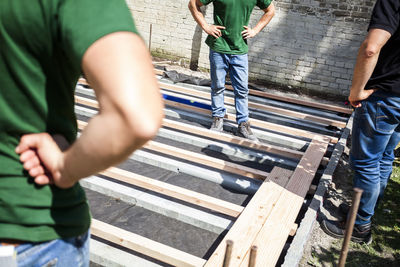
left=376, top=102, right=399, bottom=133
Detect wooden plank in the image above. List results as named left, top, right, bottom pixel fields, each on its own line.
left=101, top=167, right=244, bottom=217
left=76, top=120, right=267, bottom=180
left=162, top=118, right=304, bottom=160
left=145, top=140, right=269, bottom=180
left=239, top=138, right=329, bottom=267
left=75, top=94, right=306, bottom=160
left=160, top=82, right=346, bottom=128
left=91, top=219, right=206, bottom=267
left=164, top=97, right=338, bottom=143
left=76, top=78, right=338, bottom=143
left=204, top=167, right=293, bottom=267
left=226, top=84, right=353, bottom=115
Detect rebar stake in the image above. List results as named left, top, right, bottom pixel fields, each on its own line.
left=338, top=187, right=363, bottom=267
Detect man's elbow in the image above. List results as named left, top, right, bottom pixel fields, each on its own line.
left=267, top=3, right=276, bottom=17
left=125, top=101, right=164, bottom=144
left=361, top=41, right=380, bottom=58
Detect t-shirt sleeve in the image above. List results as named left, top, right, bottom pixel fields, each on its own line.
left=368, top=0, right=400, bottom=35
left=257, top=0, right=272, bottom=10
left=58, top=0, right=138, bottom=67
left=200, top=0, right=214, bottom=6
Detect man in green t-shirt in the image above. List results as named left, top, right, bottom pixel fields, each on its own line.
left=188, top=0, right=275, bottom=141
left=0, top=0, right=163, bottom=266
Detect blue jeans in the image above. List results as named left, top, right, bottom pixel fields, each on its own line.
left=209, top=49, right=249, bottom=124
left=350, top=90, right=400, bottom=225
left=0, top=231, right=90, bottom=267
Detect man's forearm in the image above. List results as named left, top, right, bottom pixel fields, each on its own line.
left=188, top=0, right=208, bottom=31
left=253, top=4, right=275, bottom=34
left=350, top=41, right=380, bottom=94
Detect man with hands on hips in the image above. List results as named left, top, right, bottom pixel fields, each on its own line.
left=0, top=0, right=163, bottom=266
left=188, top=0, right=275, bottom=141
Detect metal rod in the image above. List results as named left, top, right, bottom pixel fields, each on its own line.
left=338, top=187, right=363, bottom=267
left=149, top=24, right=152, bottom=51
left=223, top=240, right=234, bottom=267
left=248, top=245, right=258, bottom=267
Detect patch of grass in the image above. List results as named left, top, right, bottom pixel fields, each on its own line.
left=326, top=164, right=400, bottom=266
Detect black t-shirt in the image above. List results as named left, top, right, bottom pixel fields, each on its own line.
left=365, top=0, right=400, bottom=93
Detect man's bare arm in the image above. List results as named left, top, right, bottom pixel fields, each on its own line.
left=16, top=32, right=164, bottom=188
left=242, top=3, right=275, bottom=39
left=188, top=0, right=225, bottom=38
left=348, top=28, right=391, bottom=107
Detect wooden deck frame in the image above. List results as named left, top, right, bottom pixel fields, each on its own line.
left=74, top=78, right=349, bottom=266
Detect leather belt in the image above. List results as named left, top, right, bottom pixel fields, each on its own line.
left=0, top=239, right=23, bottom=247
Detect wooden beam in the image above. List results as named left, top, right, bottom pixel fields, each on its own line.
left=160, top=82, right=346, bottom=128
left=204, top=167, right=293, bottom=267
left=76, top=78, right=340, bottom=143
left=77, top=120, right=268, bottom=180
left=151, top=70, right=351, bottom=114
left=162, top=118, right=304, bottom=160
left=145, top=140, right=269, bottom=180
left=101, top=167, right=244, bottom=217
left=226, top=85, right=352, bottom=115
left=91, top=219, right=206, bottom=267
left=75, top=94, right=305, bottom=160
left=163, top=97, right=338, bottom=143
left=239, top=138, right=330, bottom=267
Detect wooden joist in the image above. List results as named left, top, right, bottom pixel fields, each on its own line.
left=160, top=81, right=346, bottom=128
left=77, top=78, right=339, bottom=143
left=163, top=96, right=338, bottom=143
left=145, top=140, right=269, bottom=180
left=152, top=69, right=352, bottom=114
left=204, top=167, right=293, bottom=266
left=101, top=167, right=244, bottom=217
left=91, top=219, right=206, bottom=267
left=77, top=120, right=268, bottom=180
left=75, top=95, right=307, bottom=161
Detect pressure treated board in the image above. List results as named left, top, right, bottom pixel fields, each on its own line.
left=101, top=167, right=244, bottom=217
left=91, top=219, right=206, bottom=267
left=204, top=167, right=293, bottom=267
left=239, top=138, right=330, bottom=267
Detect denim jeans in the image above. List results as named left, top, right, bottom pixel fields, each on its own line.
left=209, top=49, right=249, bottom=124
left=350, top=90, right=400, bottom=225
left=0, top=231, right=90, bottom=267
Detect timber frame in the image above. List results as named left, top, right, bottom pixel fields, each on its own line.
left=75, top=69, right=352, bottom=266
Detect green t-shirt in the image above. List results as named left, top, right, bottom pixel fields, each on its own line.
left=200, top=0, right=272, bottom=54
left=0, top=0, right=138, bottom=242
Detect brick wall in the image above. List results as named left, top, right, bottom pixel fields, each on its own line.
left=125, top=0, right=376, bottom=97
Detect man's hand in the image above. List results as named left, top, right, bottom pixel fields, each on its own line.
left=15, top=133, right=75, bottom=189
left=348, top=88, right=376, bottom=108
left=241, top=26, right=257, bottom=39
left=205, top=24, right=225, bottom=38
